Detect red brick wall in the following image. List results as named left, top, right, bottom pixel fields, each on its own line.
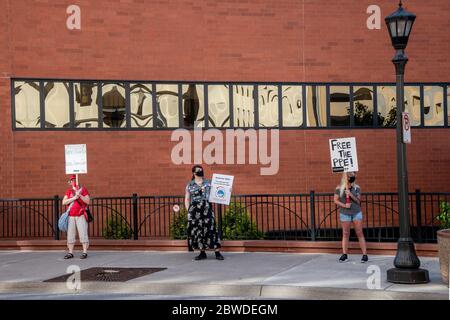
left=0, top=0, right=449, bottom=198
left=0, top=0, right=13, bottom=198
left=4, top=129, right=450, bottom=198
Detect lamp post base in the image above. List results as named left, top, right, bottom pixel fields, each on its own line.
left=387, top=268, right=430, bottom=284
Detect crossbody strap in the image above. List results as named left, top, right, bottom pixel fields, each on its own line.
left=72, top=187, right=87, bottom=207
left=67, top=201, right=75, bottom=213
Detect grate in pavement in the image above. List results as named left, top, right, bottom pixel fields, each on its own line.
left=43, top=267, right=167, bottom=282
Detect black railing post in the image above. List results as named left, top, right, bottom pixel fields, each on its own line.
left=132, top=193, right=139, bottom=240
left=310, top=191, right=316, bottom=241
left=217, top=204, right=223, bottom=241
left=53, top=195, right=60, bottom=240
left=415, top=189, right=423, bottom=243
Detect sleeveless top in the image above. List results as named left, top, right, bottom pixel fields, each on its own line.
left=186, top=179, right=212, bottom=204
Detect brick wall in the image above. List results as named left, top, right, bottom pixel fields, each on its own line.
left=0, top=0, right=449, bottom=198
left=4, top=129, right=450, bottom=198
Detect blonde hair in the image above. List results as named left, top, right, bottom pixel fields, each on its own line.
left=339, top=172, right=347, bottom=197
left=339, top=172, right=356, bottom=197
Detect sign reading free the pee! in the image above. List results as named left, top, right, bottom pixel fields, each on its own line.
left=329, top=138, right=358, bottom=173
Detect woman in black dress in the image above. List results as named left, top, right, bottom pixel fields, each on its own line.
left=184, top=165, right=224, bottom=261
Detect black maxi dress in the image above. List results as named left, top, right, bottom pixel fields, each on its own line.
left=186, top=179, right=221, bottom=251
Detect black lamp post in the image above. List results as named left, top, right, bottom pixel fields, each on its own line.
left=385, top=1, right=429, bottom=284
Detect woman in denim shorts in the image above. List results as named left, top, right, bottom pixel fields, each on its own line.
left=334, top=172, right=368, bottom=263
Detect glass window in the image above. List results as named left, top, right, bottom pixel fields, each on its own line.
left=44, top=82, right=70, bottom=128
left=424, top=86, right=444, bottom=126
left=208, top=85, right=230, bottom=128
left=233, top=85, right=254, bottom=128
left=182, top=84, right=205, bottom=128
left=376, top=86, right=397, bottom=127
left=448, top=86, right=450, bottom=126
left=156, top=84, right=179, bottom=128
left=102, top=83, right=126, bottom=128
left=74, top=82, right=99, bottom=128
left=14, top=81, right=41, bottom=128
left=130, top=83, right=154, bottom=128
left=404, top=86, right=421, bottom=126
left=353, top=86, right=374, bottom=127
left=330, top=86, right=350, bottom=126
left=282, top=86, right=303, bottom=127
left=306, top=86, right=327, bottom=127
left=258, top=85, right=279, bottom=127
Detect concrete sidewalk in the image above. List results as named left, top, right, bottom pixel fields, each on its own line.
left=0, top=251, right=448, bottom=300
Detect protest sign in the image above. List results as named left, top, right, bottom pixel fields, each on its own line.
left=208, top=174, right=234, bottom=205
left=65, top=144, right=87, bottom=174
left=329, top=138, right=358, bottom=173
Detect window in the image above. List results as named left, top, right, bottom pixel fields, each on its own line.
left=282, top=86, right=303, bottom=127
left=233, top=85, right=254, bottom=127
left=182, top=84, right=205, bottom=128
left=404, top=86, right=421, bottom=126
left=353, top=86, right=374, bottom=127
left=155, top=84, right=179, bottom=128
left=74, top=82, right=99, bottom=128
left=44, top=82, right=70, bottom=128
left=12, top=79, right=450, bottom=130
left=208, top=85, right=230, bottom=128
left=306, top=86, right=327, bottom=127
left=130, top=83, right=154, bottom=128
left=330, top=86, right=350, bottom=127
left=424, top=86, right=444, bottom=126
left=258, top=85, right=279, bottom=128
left=376, top=86, right=397, bottom=127
left=448, top=86, right=450, bottom=126
left=102, top=83, right=126, bottom=128
left=14, top=81, right=41, bottom=128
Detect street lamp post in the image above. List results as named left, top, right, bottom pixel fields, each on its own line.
left=385, top=1, right=429, bottom=284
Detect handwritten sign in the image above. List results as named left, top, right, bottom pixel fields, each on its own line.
left=65, top=144, right=87, bottom=174
left=329, top=138, right=358, bottom=173
left=208, top=174, right=234, bottom=205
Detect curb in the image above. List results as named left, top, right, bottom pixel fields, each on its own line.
left=0, top=281, right=447, bottom=300
left=0, top=240, right=439, bottom=257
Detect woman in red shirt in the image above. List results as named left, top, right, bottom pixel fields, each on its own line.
left=62, top=175, right=91, bottom=259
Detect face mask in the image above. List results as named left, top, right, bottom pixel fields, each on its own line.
left=195, top=170, right=204, bottom=177
left=348, top=176, right=356, bottom=183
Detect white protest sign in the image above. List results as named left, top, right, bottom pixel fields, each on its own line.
left=402, top=112, right=411, bottom=144
left=65, top=144, right=87, bottom=174
left=329, top=137, right=359, bottom=173
left=208, top=174, right=234, bottom=205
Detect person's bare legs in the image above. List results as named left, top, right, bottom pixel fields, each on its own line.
left=68, top=243, right=74, bottom=254
left=82, top=242, right=89, bottom=254
left=353, top=220, right=367, bottom=255
left=341, top=222, right=352, bottom=254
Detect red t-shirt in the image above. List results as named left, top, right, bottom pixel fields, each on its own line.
left=65, top=187, right=90, bottom=217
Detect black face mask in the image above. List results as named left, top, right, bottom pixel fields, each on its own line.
left=195, top=170, right=204, bottom=177
left=348, top=176, right=356, bottom=183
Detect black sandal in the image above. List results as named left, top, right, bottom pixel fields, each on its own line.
left=80, top=253, right=88, bottom=259
left=64, top=253, right=74, bottom=259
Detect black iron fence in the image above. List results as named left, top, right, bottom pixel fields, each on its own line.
left=0, top=191, right=448, bottom=243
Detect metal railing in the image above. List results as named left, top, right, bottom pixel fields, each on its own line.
left=0, top=191, right=448, bottom=243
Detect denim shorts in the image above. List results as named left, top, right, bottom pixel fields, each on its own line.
left=340, top=211, right=363, bottom=222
